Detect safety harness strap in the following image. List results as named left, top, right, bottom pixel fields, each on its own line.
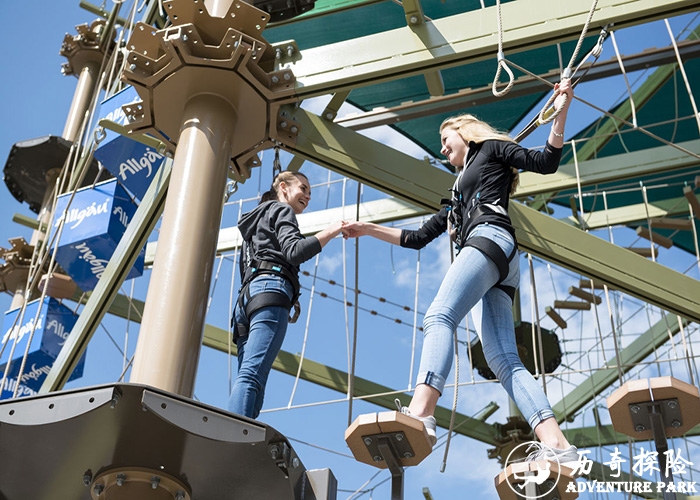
left=233, top=258, right=302, bottom=339
left=462, top=235, right=518, bottom=301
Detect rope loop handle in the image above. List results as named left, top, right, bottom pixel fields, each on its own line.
left=492, top=52, right=515, bottom=97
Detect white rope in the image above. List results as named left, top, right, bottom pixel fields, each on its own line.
left=347, top=181, right=362, bottom=426
left=288, top=171, right=333, bottom=407
left=491, top=0, right=515, bottom=97
left=602, top=285, right=625, bottom=385
left=123, top=279, right=136, bottom=373
left=527, top=254, right=546, bottom=393
left=571, top=139, right=587, bottom=230
left=676, top=316, right=696, bottom=386
left=407, top=249, right=421, bottom=390
left=690, top=203, right=700, bottom=279
left=227, top=198, right=243, bottom=396
left=664, top=18, right=700, bottom=135
left=505, top=58, right=700, bottom=163
left=640, top=182, right=657, bottom=263
left=537, top=0, right=599, bottom=124
left=439, top=236, right=459, bottom=472
left=287, top=252, right=321, bottom=408
left=610, top=30, right=638, bottom=129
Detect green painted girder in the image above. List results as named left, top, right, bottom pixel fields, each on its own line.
left=39, top=160, right=172, bottom=393
left=287, top=0, right=699, bottom=99
left=511, top=203, right=700, bottom=322
left=515, top=139, right=700, bottom=199
left=552, top=313, right=684, bottom=423
left=279, top=105, right=700, bottom=323
left=560, top=196, right=693, bottom=229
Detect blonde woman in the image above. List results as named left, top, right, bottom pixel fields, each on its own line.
left=343, top=80, right=577, bottom=465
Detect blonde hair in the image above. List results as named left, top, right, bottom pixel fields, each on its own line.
left=260, top=170, right=308, bottom=204
left=440, top=114, right=520, bottom=196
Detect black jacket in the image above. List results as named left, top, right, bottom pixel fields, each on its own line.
left=237, top=200, right=322, bottom=279
left=401, top=139, right=562, bottom=249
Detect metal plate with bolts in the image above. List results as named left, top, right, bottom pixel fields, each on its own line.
left=628, top=398, right=683, bottom=434
left=363, top=432, right=414, bottom=464
left=345, top=411, right=432, bottom=468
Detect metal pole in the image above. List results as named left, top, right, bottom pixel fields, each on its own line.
left=62, top=61, right=100, bottom=143
left=129, top=93, right=235, bottom=397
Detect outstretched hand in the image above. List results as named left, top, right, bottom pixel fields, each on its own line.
left=341, top=220, right=366, bottom=239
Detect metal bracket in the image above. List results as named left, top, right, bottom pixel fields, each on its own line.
left=362, top=431, right=415, bottom=464
left=628, top=398, right=682, bottom=433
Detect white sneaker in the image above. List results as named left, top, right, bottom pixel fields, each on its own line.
left=394, top=398, right=437, bottom=445
left=525, top=442, right=580, bottom=472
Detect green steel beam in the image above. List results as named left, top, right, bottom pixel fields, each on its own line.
left=335, top=40, right=700, bottom=130
left=278, top=105, right=700, bottom=323
left=288, top=0, right=698, bottom=98
left=39, top=160, right=172, bottom=393
left=552, top=313, right=684, bottom=423
left=512, top=204, right=700, bottom=322
left=560, top=196, right=692, bottom=229
left=515, top=140, right=700, bottom=199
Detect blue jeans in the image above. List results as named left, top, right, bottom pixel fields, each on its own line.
left=228, top=274, right=294, bottom=419
left=417, top=223, right=554, bottom=429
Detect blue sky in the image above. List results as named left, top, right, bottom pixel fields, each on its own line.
left=1, top=2, right=700, bottom=499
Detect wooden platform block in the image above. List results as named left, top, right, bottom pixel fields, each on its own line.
left=636, top=226, right=673, bottom=249
left=607, top=376, right=700, bottom=439
left=553, top=300, right=590, bottom=311
left=495, top=461, right=578, bottom=500
left=568, top=286, right=602, bottom=305
left=38, top=272, right=77, bottom=299
left=545, top=306, right=567, bottom=329
left=345, top=411, right=433, bottom=468
left=650, top=217, right=693, bottom=231
left=627, top=246, right=658, bottom=258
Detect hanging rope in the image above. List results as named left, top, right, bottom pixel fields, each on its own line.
left=610, top=30, right=638, bottom=129
left=408, top=249, right=421, bottom=390
left=513, top=25, right=608, bottom=143
left=537, top=0, right=599, bottom=125
left=571, top=139, right=587, bottom=230
left=527, top=254, right=547, bottom=394
left=640, top=182, right=657, bottom=263
left=665, top=18, right=700, bottom=135
left=227, top=199, right=244, bottom=397
left=347, top=180, right=362, bottom=427
left=439, top=237, right=460, bottom=472
left=491, top=0, right=515, bottom=97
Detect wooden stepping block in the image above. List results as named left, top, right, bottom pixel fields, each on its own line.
left=607, top=376, right=700, bottom=439
left=38, top=272, right=77, bottom=299
left=495, top=460, right=578, bottom=500
left=345, top=411, right=433, bottom=468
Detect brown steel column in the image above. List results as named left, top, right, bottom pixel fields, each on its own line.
left=129, top=93, right=235, bottom=397
left=62, top=61, right=100, bottom=142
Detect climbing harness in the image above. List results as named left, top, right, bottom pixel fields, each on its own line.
left=233, top=242, right=302, bottom=339
left=440, top=194, right=518, bottom=301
